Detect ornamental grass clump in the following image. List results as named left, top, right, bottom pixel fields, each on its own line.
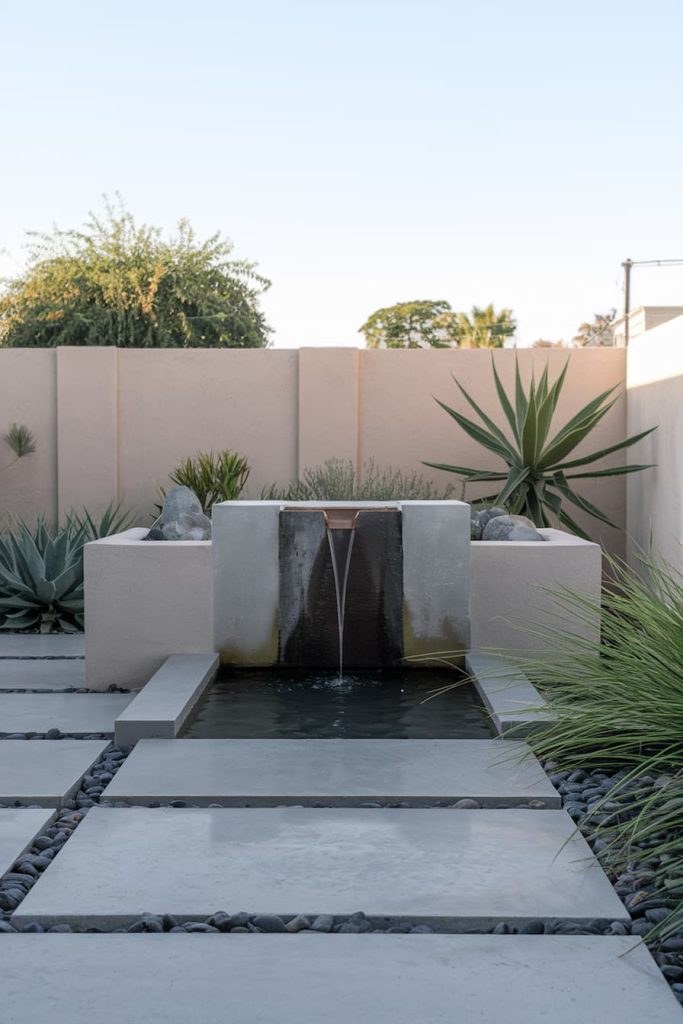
left=425, top=357, right=655, bottom=538
left=521, top=555, right=683, bottom=938
left=271, top=458, right=453, bottom=502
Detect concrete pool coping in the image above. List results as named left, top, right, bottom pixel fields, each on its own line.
left=114, top=654, right=219, bottom=746
left=112, top=652, right=552, bottom=742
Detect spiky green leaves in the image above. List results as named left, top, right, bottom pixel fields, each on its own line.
left=520, top=555, right=683, bottom=940
left=163, top=450, right=251, bottom=516
left=0, top=504, right=133, bottom=633
left=425, top=357, right=656, bottom=537
left=1, top=423, right=36, bottom=468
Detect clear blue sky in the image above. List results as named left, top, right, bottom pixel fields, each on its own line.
left=1, top=0, right=682, bottom=347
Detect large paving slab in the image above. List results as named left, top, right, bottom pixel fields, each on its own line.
left=0, top=740, right=109, bottom=806
left=0, top=809, right=55, bottom=876
left=0, top=694, right=132, bottom=736
left=3, top=934, right=681, bottom=1024
left=14, top=806, right=627, bottom=927
left=0, top=659, right=86, bottom=690
left=0, top=634, right=85, bottom=659
left=103, top=738, right=560, bottom=807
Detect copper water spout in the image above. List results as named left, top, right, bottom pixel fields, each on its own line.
left=323, top=508, right=360, bottom=530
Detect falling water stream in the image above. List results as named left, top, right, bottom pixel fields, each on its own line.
left=326, top=526, right=356, bottom=676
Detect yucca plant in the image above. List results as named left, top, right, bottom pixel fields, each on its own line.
left=1, top=423, right=36, bottom=470
left=0, top=503, right=133, bottom=632
left=425, top=358, right=655, bottom=537
left=161, top=449, right=251, bottom=516
left=521, top=555, right=683, bottom=939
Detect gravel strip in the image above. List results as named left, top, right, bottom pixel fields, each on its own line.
left=0, top=744, right=132, bottom=917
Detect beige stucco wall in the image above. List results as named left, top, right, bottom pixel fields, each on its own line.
left=0, top=349, right=58, bottom=526
left=360, top=348, right=627, bottom=555
left=0, top=346, right=628, bottom=554
left=626, top=316, right=683, bottom=573
left=84, top=529, right=213, bottom=689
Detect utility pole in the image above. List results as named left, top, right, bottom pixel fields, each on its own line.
left=622, top=258, right=632, bottom=347
left=618, top=257, right=683, bottom=346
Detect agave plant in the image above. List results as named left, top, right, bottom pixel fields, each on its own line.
left=0, top=504, right=133, bottom=633
left=0, top=519, right=86, bottom=632
left=425, top=358, right=655, bottom=537
left=161, top=449, right=251, bottom=516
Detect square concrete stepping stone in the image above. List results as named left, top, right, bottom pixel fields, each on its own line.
left=0, top=694, right=132, bottom=736
left=103, top=738, right=560, bottom=807
left=0, top=809, right=55, bottom=876
left=3, top=934, right=681, bottom=1024
left=14, top=806, right=627, bottom=927
left=0, top=740, right=109, bottom=806
left=0, top=659, right=86, bottom=691
left=0, top=634, right=84, bottom=659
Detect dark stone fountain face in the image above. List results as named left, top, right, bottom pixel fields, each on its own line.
left=279, top=509, right=403, bottom=669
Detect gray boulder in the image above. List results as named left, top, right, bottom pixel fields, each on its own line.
left=470, top=505, right=507, bottom=540
left=482, top=514, right=545, bottom=542
left=145, top=486, right=211, bottom=541
left=478, top=506, right=507, bottom=528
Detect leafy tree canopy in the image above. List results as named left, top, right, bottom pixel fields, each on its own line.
left=359, top=300, right=459, bottom=349
left=0, top=197, right=272, bottom=348
left=359, top=300, right=516, bottom=349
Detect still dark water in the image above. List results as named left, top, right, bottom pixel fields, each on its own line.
left=184, top=668, right=492, bottom=739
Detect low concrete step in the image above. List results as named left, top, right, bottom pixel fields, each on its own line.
left=0, top=634, right=85, bottom=659
left=0, top=694, right=133, bottom=737
left=102, top=738, right=560, bottom=807
left=0, top=740, right=110, bottom=807
left=14, top=806, right=627, bottom=928
left=3, top=934, right=681, bottom=1024
left=0, top=659, right=86, bottom=691
left=0, top=809, right=55, bottom=876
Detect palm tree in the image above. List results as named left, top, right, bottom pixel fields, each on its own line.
left=573, top=310, right=616, bottom=347
left=454, top=304, right=516, bottom=348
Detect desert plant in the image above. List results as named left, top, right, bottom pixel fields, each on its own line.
left=0, top=518, right=86, bottom=632
left=72, top=503, right=136, bottom=541
left=0, top=503, right=133, bottom=632
left=521, top=555, right=683, bottom=938
left=1, top=423, right=36, bottom=470
left=425, top=357, right=655, bottom=537
left=163, top=450, right=251, bottom=515
left=270, top=458, right=453, bottom=501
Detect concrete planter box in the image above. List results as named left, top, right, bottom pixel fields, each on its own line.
left=85, top=526, right=601, bottom=689
left=84, top=529, right=212, bottom=691
left=470, top=528, right=601, bottom=653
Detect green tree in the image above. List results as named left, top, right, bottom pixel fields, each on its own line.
left=358, top=300, right=460, bottom=349
left=452, top=303, right=516, bottom=348
left=573, top=310, right=616, bottom=347
left=0, top=197, right=271, bottom=348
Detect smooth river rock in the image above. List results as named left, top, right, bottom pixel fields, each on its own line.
left=481, top=514, right=545, bottom=542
